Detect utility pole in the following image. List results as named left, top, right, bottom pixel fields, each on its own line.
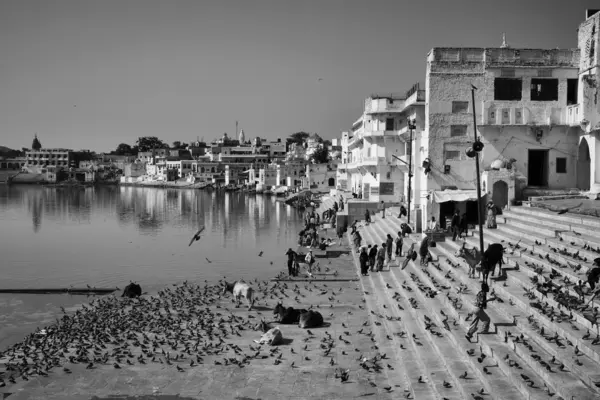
left=471, top=86, right=485, bottom=261
left=407, top=119, right=416, bottom=225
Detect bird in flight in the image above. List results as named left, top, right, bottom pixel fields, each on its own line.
left=258, top=251, right=264, bottom=257
left=188, top=226, right=206, bottom=246
left=318, top=78, right=323, bottom=82
left=205, top=258, right=212, bottom=263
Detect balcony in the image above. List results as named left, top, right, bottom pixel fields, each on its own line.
left=480, top=101, right=569, bottom=126
left=566, top=104, right=580, bottom=126
left=362, top=130, right=405, bottom=139
left=365, top=98, right=404, bottom=114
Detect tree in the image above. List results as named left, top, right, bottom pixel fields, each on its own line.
left=323, top=139, right=332, bottom=147
left=136, top=136, right=166, bottom=152
left=310, top=146, right=330, bottom=164
left=172, top=141, right=181, bottom=149
left=114, top=143, right=133, bottom=155
left=287, top=131, right=310, bottom=145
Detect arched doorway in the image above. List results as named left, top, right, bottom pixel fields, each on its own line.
left=577, top=139, right=591, bottom=191
left=492, top=180, right=509, bottom=209
left=328, top=177, right=335, bottom=187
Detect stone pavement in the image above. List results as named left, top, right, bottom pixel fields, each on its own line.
left=1, top=244, right=402, bottom=400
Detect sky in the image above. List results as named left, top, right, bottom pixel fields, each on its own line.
left=0, top=0, right=598, bottom=153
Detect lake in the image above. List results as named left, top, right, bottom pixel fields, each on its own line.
left=0, top=185, right=306, bottom=349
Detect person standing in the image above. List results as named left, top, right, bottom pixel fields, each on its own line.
left=380, top=201, right=386, bottom=219
left=451, top=210, right=461, bottom=241
left=394, top=231, right=403, bottom=257
left=305, top=250, right=315, bottom=277
left=459, top=212, right=468, bottom=238
left=359, top=247, right=369, bottom=276
left=364, top=209, right=371, bottom=224
left=285, top=248, right=298, bottom=277
left=486, top=201, right=497, bottom=229
left=376, top=243, right=386, bottom=272
left=368, top=244, right=378, bottom=272
left=386, top=234, right=393, bottom=261
left=466, top=282, right=497, bottom=342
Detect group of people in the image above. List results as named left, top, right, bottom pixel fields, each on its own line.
left=358, top=232, right=405, bottom=275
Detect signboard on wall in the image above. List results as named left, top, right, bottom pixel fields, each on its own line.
left=379, top=182, right=394, bottom=195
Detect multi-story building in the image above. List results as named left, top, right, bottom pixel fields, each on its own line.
left=340, top=83, right=425, bottom=203
left=419, top=10, right=600, bottom=231
left=25, top=149, right=72, bottom=171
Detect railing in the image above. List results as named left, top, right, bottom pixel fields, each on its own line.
left=430, top=48, right=580, bottom=67
left=481, top=101, right=568, bottom=126
left=566, top=104, right=580, bottom=126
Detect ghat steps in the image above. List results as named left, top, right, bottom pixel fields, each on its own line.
left=347, top=205, right=600, bottom=400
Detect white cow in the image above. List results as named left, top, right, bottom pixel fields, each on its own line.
left=222, top=280, right=255, bottom=310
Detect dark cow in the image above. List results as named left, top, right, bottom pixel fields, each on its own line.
left=299, top=310, right=324, bottom=329
left=121, top=282, right=142, bottom=298
left=484, top=243, right=506, bottom=278
left=273, top=303, right=307, bottom=324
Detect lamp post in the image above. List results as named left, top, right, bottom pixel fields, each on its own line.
left=470, top=86, right=485, bottom=263
left=392, top=118, right=416, bottom=225
left=406, top=119, right=416, bottom=224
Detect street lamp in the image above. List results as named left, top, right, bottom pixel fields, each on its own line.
left=467, top=85, right=485, bottom=271
left=392, top=118, right=416, bottom=225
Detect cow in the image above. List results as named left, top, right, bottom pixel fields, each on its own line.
left=254, top=326, right=284, bottom=346
left=454, top=243, right=506, bottom=283
left=273, top=303, right=307, bottom=324
left=222, top=280, right=255, bottom=310
left=121, top=282, right=142, bottom=298
left=299, top=310, right=324, bottom=329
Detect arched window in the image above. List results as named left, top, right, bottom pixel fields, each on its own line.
left=211, top=167, right=215, bottom=173
left=328, top=177, right=335, bottom=186
left=200, top=167, right=205, bottom=173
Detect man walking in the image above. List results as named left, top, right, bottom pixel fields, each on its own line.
left=305, top=250, right=315, bottom=278
left=359, top=246, right=369, bottom=276
left=451, top=210, right=461, bottom=241
left=395, top=231, right=403, bottom=258
left=376, top=243, right=386, bottom=272
left=368, top=244, right=378, bottom=272
left=466, top=282, right=497, bottom=342
left=285, top=248, right=298, bottom=277
left=386, top=234, right=394, bottom=262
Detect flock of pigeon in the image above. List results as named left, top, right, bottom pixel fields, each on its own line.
left=0, top=272, right=405, bottom=397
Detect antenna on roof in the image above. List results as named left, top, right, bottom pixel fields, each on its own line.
left=500, top=33, right=509, bottom=48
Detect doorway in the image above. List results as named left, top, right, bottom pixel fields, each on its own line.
left=492, top=180, right=509, bottom=208
left=528, top=150, right=548, bottom=186
left=465, top=200, right=480, bottom=224
left=439, top=201, right=456, bottom=229
left=577, top=139, right=591, bottom=191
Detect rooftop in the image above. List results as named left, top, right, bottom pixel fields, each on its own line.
left=428, top=47, right=580, bottom=67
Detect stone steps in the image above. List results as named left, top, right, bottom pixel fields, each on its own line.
left=439, top=239, right=600, bottom=366
left=509, top=206, right=600, bottom=230
left=355, top=228, right=452, bottom=399
left=362, top=226, right=527, bottom=400
left=346, top=234, right=424, bottom=399
left=349, top=206, right=600, bottom=398
left=467, top=231, right=600, bottom=311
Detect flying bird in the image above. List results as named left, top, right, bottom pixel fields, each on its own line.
left=188, top=226, right=206, bottom=246
left=318, top=78, right=323, bottom=82
left=554, top=202, right=583, bottom=215
left=206, top=258, right=212, bottom=263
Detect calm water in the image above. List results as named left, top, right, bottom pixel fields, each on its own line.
left=0, top=185, right=305, bottom=349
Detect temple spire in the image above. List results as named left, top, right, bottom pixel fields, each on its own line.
left=31, top=134, right=42, bottom=150
left=500, top=33, right=509, bottom=48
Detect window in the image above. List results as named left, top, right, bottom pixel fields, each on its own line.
left=450, top=125, right=467, bottom=137
left=494, top=78, right=522, bottom=100
left=444, top=150, right=460, bottom=161
left=385, top=118, right=394, bottom=131
left=530, top=78, right=558, bottom=101
left=537, top=69, right=553, bottom=78
left=452, top=101, right=469, bottom=113
left=567, top=79, right=578, bottom=105
left=556, top=157, right=567, bottom=173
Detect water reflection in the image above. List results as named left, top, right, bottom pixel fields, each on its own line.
left=0, top=185, right=304, bottom=290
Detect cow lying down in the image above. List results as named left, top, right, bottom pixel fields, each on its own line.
left=273, top=303, right=324, bottom=329
left=121, top=282, right=142, bottom=298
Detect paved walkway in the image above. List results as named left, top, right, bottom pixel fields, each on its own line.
left=0, top=243, right=400, bottom=400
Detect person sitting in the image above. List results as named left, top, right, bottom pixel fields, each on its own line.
left=319, top=238, right=328, bottom=251
left=428, top=216, right=439, bottom=232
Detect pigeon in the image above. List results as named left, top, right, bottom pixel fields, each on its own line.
left=554, top=202, right=583, bottom=215
left=258, top=251, right=264, bottom=257
left=188, top=226, right=206, bottom=246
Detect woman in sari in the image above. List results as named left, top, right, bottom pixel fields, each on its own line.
left=486, top=201, right=497, bottom=229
